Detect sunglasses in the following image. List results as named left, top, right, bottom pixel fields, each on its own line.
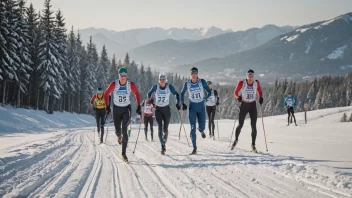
left=120, top=75, right=127, bottom=78
left=191, top=72, right=198, bottom=75
left=247, top=73, right=254, bottom=76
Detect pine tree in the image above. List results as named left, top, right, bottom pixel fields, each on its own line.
left=117, top=59, right=123, bottom=69
left=97, top=45, right=109, bottom=88
left=340, top=113, right=347, bottom=122
left=349, top=113, right=352, bottom=122
left=109, top=54, right=118, bottom=83
left=123, top=53, right=130, bottom=67
left=38, top=0, right=62, bottom=113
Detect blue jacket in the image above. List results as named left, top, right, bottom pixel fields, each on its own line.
left=180, top=79, right=211, bottom=104
left=284, top=96, right=296, bottom=108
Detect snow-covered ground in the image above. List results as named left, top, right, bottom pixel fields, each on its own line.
left=0, top=106, right=352, bottom=197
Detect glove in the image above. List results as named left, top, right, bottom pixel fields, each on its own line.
left=259, top=97, right=263, bottom=105
left=237, top=96, right=242, bottom=103
left=216, top=102, right=220, bottom=106
left=150, top=98, right=154, bottom=104
left=106, top=106, right=110, bottom=114
left=93, top=107, right=96, bottom=111
left=176, top=103, right=181, bottom=110
left=182, top=103, right=187, bottom=110
left=136, top=105, right=141, bottom=115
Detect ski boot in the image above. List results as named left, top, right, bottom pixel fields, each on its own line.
left=117, top=135, right=122, bottom=145
left=122, top=152, right=129, bottom=163
left=251, top=144, right=258, bottom=153
left=161, top=145, right=166, bottom=155
left=201, top=131, right=206, bottom=139
left=231, top=140, right=238, bottom=150
left=190, top=146, right=197, bottom=155
left=295, top=122, right=297, bottom=126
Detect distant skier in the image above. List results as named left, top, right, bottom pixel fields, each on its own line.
left=141, top=98, right=155, bottom=141
left=147, top=74, right=180, bottom=155
left=284, top=93, right=297, bottom=126
left=90, top=88, right=107, bottom=144
left=181, top=67, right=212, bottom=155
left=231, top=69, right=263, bottom=153
left=205, top=81, right=220, bottom=139
left=104, top=67, right=141, bottom=162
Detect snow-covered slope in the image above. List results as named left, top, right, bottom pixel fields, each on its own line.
left=0, top=105, right=94, bottom=133
left=0, top=107, right=351, bottom=197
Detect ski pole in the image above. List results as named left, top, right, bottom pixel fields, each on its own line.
left=260, top=105, right=269, bottom=152
left=178, top=110, right=185, bottom=140
left=217, top=108, right=220, bottom=140
left=181, top=111, right=191, bottom=147
left=133, top=115, right=143, bottom=154
left=228, top=104, right=240, bottom=148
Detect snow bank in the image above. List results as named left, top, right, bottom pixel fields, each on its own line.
left=0, top=105, right=94, bottom=133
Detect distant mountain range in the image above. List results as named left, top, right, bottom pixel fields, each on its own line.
left=177, top=13, right=352, bottom=82
left=129, top=25, right=295, bottom=67
left=79, top=26, right=232, bottom=58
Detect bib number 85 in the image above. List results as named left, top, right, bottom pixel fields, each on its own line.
left=118, top=96, right=127, bottom=102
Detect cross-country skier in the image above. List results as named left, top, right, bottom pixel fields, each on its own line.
left=141, top=98, right=155, bottom=140
left=104, top=67, right=141, bottom=162
left=231, top=69, right=263, bottom=153
left=147, top=74, right=180, bottom=155
left=90, top=88, right=107, bottom=144
left=284, top=93, right=297, bottom=126
left=205, top=81, right=220, bottom=139
left=181, top=67, right=212, bottom=155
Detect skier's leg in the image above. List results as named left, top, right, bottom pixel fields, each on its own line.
left=144, top=116, right=148, bottom=138
left=197, top=105, right=206, bottom=133
left=211, top=107, right=216, bottom=136
left=113, top=106, right=122, bottom=137
left=149, top=116, right=154, bottom=139
left=163, top=106, right=171, bottom=140
left=121, top=106, right=130, bottom=154
left=95, top=111, right=100, bottom=133
left=235, top=104, right=247, bottom=140
left=189, top=105, right=197, bottom=147
left=155, top=108, right=164, bottom=147
left=249, top=103, right=258, bottom=146
left=287, top=108, right=291, bottom=124
left=291, top=108, right=297, bottom=123
left=206, top=106, right=212, bottom=135
left=100, top=111, right=106, bottom=141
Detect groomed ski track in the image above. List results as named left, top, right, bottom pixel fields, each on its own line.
left=1, top=124, right=351, bottom=198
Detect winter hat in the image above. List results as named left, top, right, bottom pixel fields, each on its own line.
left=118, top=67, right=128, bottom=75
left=247, top=69, right=254, bottom=74
left=159, top=73, right=167, bottom=80
left=97, top=87, right=103, bottom=94
left=190, top=67, right=198, bottom=74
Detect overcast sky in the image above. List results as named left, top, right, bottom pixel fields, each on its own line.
left=29, top=0, right=352, bottom=31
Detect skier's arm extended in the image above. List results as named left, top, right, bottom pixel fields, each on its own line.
left=104, top=82, right=116, bottom=106
left=256, top=80, right=263, bottom=98
left=180, top=82, right=188, bottom=104
left=201, top=79, right=212, bottom=100
left=284, top=97, right=288, bottom=107
left=90, top=94, right=97, bottom=108
left=234, top=81, right=244, bottom=99
left=147, top=85, right=157, bottom=99
left=169, top=84, right=180, bottom=104
left=130, top=82, right=141, bottom=105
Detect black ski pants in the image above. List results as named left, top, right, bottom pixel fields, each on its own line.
left=155, top=105, right=171, bottom=147
left=113, top=105, right=131, bottom=153
left=206, top=105, right=216, bottom=136
left=235, top=102, right=257, bottom=146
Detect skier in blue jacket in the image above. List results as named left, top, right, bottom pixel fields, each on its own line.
left=284, top=93, right=297, bottom=126
left=180, top=67, right=212, bottom=155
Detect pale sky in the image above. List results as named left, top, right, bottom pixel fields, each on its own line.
left=29, top=0, right=352, bottom=31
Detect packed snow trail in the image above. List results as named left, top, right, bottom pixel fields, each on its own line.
left=1, top=107, right=352, bottom=197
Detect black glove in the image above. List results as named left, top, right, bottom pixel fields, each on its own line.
left=182, top=103, right=187, bottom=110
left=150, top=98, right=154, bottom=104
left=136, top=105, right=141, bottom=115
left=216, top=102, right=220, bottom=106
left=259, top=97, right=263, bottom=105
left=176, top=103, right=181, bottom=110
left=106, top=106, right=110, bottom=114
left=237, top=96, right=242, bottom=103
left=93, top=107, right=96, bottom=111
